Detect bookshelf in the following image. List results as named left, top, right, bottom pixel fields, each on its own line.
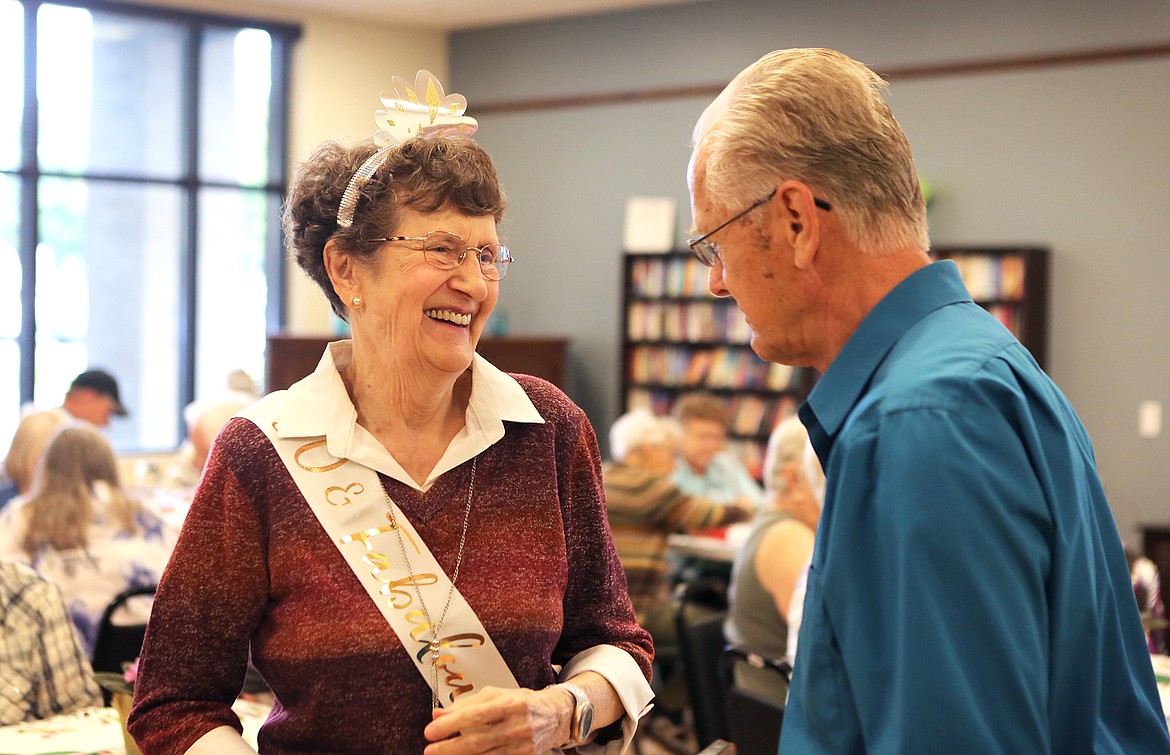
left=619, top=250, right=814, bottom=479
left=619, top=245, right=1051, bottom=477
left=931, top=246, right=1050, bottom=369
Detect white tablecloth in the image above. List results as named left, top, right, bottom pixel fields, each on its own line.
left=0, top=698, right=270, bottom=755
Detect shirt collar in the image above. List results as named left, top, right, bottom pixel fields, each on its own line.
left=800, top=260, right=971, bottom=446
left=274, top=340, right=544, bottom=491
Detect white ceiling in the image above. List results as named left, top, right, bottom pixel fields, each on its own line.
left=236, top=0, right=705, bottom=30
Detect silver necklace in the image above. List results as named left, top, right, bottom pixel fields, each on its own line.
left=383, top=456, right=477, bottom=708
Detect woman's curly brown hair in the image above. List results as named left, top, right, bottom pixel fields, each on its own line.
left=283, top=134, right=507, bottom=320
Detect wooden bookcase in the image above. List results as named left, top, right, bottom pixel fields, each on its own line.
left=619, top=250, right=814, bottom=479
left=265, top=334, right=569, bottom=392
left=931, top=245, right=1050, bottom=369
left=619, top=246, right=1051, bottom=477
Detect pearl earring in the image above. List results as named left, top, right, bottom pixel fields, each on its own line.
left=352, top=296, right=362, bottom=307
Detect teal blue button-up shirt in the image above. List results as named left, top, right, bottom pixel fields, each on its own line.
left=781, top=261, right=1169, bottom=753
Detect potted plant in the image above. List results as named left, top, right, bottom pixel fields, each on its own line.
left=95, top=659, right=141, bottom=755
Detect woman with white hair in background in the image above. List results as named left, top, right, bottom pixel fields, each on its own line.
left=724, top=414, right=823, bottom=706
left=604, top=409, right=753, bottom=638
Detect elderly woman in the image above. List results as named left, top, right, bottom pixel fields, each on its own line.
left=723, top=414, right=822, bottom=706
left=129, top=71, right=653, bottom=755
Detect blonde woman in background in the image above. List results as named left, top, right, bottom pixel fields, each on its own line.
left=0, top=410, right=67, bottom=510
left=724, top=414, right=822, bottom=706
left=0, top=424, right=175, bottom=655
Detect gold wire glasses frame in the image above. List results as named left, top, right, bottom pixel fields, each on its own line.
left=366, top=230, right=514, bottom=280
left=687, top=188, right=832, bottom=267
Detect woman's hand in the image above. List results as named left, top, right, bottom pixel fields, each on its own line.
left=422, top=685, right=573, bottom=754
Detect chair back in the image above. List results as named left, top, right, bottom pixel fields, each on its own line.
left=673, top=581, right=731, bottom=748
left=722, top=644, right=791, bottom=755
left=90, top=584, right=157, bottom=675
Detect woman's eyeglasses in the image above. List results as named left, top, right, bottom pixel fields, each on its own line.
left=367, top=230, right=513, bottom=280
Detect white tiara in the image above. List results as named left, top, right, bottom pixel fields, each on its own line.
left=336, top=70, right=479, bottom=228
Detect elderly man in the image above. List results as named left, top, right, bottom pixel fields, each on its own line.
left=59, top=369, right=128, bottom=427
left=687, top=48, right=1169, bottom=752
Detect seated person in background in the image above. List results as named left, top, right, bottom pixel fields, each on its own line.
left=0, top=557, right=102, bottom=724
left=1127, top=547, right=1167, bottom=655
left=604, top=409, right=753, bottom=640
left=1, top=411, right=68, bottom=510
left=725, top=415, right=823, bottom=706
left=187, top=397, right=254, bottom=473
left=0, top=424, right=175, bottom=655
left=184, top=370, right=260, bottom=474
left=671, top=392, right=764, bottom=507
left=58, top=369, right=128, bottom=428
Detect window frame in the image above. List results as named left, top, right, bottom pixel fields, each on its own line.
left=5, top=0, right=299, bottom=449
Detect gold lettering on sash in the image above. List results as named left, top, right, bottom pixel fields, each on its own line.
left=435, top=652, right=475, bottom=701
left=325, top=482, right=364, bottom=506
left=379, top=573, right=438, bottom=609
left=407, top=608, right=436, bottom=643
left=340, top=513, right=420, bottom=554
left=339, top=523, right=397, bottom=549
left=294, top=439, right=347, bottom=472
left=331, top=488, right=490, bottom=702
left=412, top=632, right=487, bottom=701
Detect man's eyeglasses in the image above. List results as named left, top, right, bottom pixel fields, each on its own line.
left=367, top=230, right=514, bottom=280
left=688, top=188, right=832, bottom=267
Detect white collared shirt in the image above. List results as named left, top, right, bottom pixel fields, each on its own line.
left=274, top=340, right=544, bottom=491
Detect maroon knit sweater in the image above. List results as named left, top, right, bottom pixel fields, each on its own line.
left=128, top=376, right=652, bottom=753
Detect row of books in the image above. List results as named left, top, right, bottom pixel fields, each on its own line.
left=626, top=300, right=752, bottom=343
left=944, top=253, right=1027, bottom=301
left=625, top=387, right=799, bottom=437
left=626, top=345, right=800, bottom=391
left=627, top=255, right=712, bottom=298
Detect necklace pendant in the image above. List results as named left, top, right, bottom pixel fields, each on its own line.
left=430, top=639, right=441, bottom=660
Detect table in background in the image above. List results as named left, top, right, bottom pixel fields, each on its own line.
left=666, top=533, right=738, bottom=564
left=665, top=530, right=746, bottom=610
left=0, top=698, right=269, bottom=755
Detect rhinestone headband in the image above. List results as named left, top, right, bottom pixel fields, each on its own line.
left=336, top=70, right=479, bottom=228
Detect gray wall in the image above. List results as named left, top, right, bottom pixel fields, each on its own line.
left=452, top=0, right=1170, bottom=543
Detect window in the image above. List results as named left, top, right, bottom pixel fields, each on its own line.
left=1, top=0, right=298, bottom=453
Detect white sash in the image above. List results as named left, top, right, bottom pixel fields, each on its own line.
left=239, top=403, right=518, bottom=707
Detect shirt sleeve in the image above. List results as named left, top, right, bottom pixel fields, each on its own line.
left=820, top=404, right=1052, bottom=752
left=33, top=577, right=103, bottom=718
left=559, top=645, right=654, bottom=754
left=661, top=488, right=750, bottom=532
left=553, top=411, right=654, bottom=741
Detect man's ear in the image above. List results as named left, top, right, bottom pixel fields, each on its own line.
left=774, top=180, right=822, bottom=270
left=323, top=239, right=358, bottom=300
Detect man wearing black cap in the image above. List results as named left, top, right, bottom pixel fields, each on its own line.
left=61, top=369, right=129, bottom=428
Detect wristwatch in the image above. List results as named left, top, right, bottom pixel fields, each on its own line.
left=556, top=682, right=594, bottom=748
